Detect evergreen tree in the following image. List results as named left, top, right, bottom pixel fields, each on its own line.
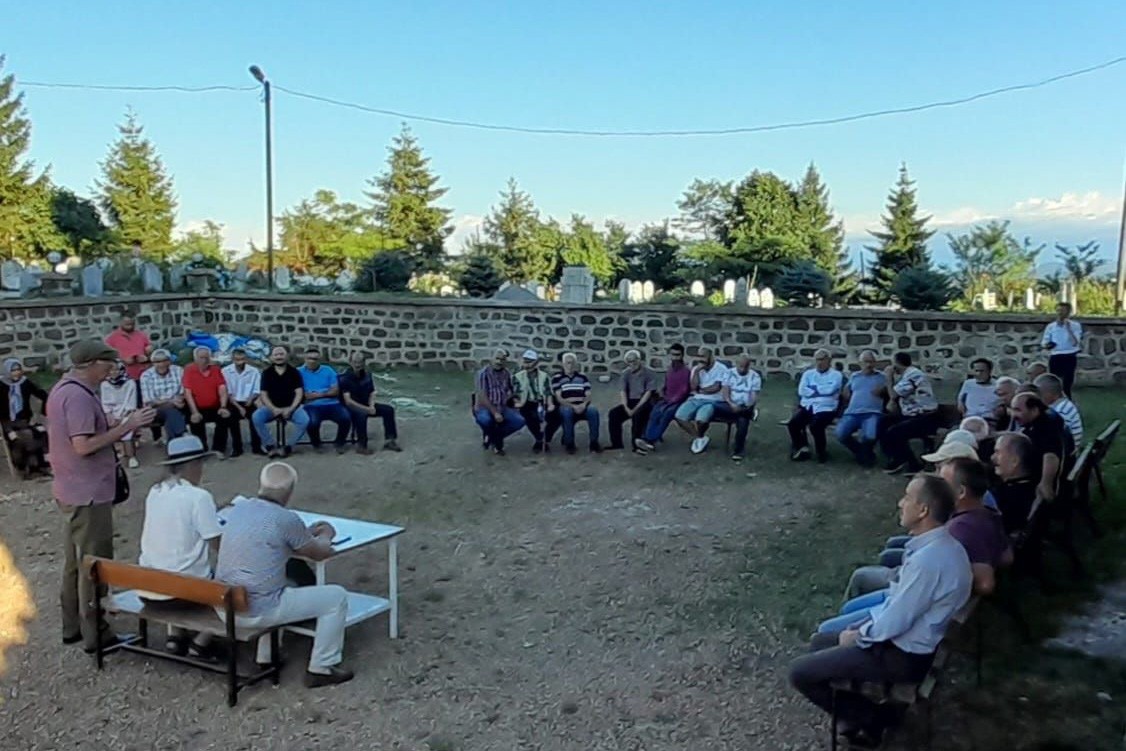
left=795, top=163, right=855, bottom=302
left=866, top=164, right=934, bottom=300
left=51, top=188, right=109, bottom=258
left=948, top=220, right=1041, bottom=309
left=96, top=110, right=177, bottom=258
left=482, top=178, right=552, bottom=283
left=0, top=57, right=60, bottom=260
left=457, top=250, right=504, bottom=298
left=365, top=124, right=452, bottom=272
left=675, top=179, right=732, bottom=242
left=621, top=222, right=683, bottom=290
left=560, top=214, right=618, bottom=286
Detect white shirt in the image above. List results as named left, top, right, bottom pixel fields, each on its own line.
left=797, top=367, right=844, bottom=413
left=222, top=363, right=262, bottom=403
left=138, top=478, right=222, bottom=598
left=1041, top=319, right=1083, bottom=356
left=957, top=379, right=1001, bottom=419
left=693, top=362, right=730, bottom=402
left=725, top=368, right=762, bottom=407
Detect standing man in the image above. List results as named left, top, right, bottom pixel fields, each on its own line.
left=713, top=355, right=762, bottom=462
left=181, top=347, right=233, bottom=456
left=958, top=358, right=1002, bottom=424
left=787, top=349, right=843, bottom=463
left=552, top=352, right=603, bottom=454
left=674, top=348, right=730, bottom=455
left=1042, top=302, right=1082, bottom=397
left=139, top=349, right=187, bottom=442
left=836, top=350, right=886, bottom=467
left=48, top=340, right=155, bottom=652
left=297, top=348, right=351, bottom=454
left=340, top=352, right=401, bottom=455
left=512, top=349, right=553, bottom=454
left=105, top=311, right=154, bottom=386
left=880, top=352, right=939, bottom=475
left=473, top=348, right=525, bottom=456
left=607, top=350, right=656, bottom=451
left=222, top=348, right=263, bottom=457
left=253, top=345, right=310, bottom=458
left=633, top=343, right=691, bottom=455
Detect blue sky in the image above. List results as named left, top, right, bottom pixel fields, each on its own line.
left=8, top=1, right=1125, bottom=270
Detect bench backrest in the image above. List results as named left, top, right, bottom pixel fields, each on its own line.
left=85, top=556, right=249, bottom=612
left=1066, top=442, right=1094, bottom=484
left=1095, top=419, right=1120, bottom=447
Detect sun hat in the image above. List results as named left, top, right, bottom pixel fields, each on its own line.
left=941, top=429, right=979, bottom=450
left=921, top=441, right=979, bottom=464
left=159, top=435, right=221, bottom=465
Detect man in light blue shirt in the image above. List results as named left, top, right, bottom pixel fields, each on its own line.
left=789, top=475, right=971, bottom=745
left=836, top=350, right=886, bottom=467
left=787, top=349, right=844, bottom=463
left=297, top=348, right=351, bottom=453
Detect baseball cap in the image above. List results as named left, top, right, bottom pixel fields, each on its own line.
left=521, top=349, right=539, bottom=361
left=942, top=429, right=979, bottom=450
left=921, top=441, right=978, bottom=464
left=150, top=348, right=172, bottom=362
left=69, top=340, right=119, bottom=366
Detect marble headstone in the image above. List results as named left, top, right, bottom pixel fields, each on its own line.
left=81, top=264, right=105, bottom=297
left=618, top=278, right=631, bottom=302
left=274, top=266, right=292, bottom=291
left=335, top=269, right=356, bottom=291
left=0, top=260, right=21, bottom=291
left=560, top=266, right=595, bottom=304
left=735, top=278, right=749, bottom=305
left=759, top=287, right=774, bottom=309
left=690, top=280, right=705, bottom=297
left=141, top=262, right=164, bottom=293
left=722, top=278, right=736, bottom=303
left=641, top=280, right=654, bottom=302
left=169, top=263, right=187, bottom=291
left=747, top=288, right=761, bottom=307
left=629, top=280, right=643, bottom=303
left=19, top=268, right=40, bottom=296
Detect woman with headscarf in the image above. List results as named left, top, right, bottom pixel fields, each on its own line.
left=100, top=360, right=140, bottom=468
left=0, top=358, right=49, bottom=478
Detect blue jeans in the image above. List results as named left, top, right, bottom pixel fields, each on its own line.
left=560, top=405, right=600, bottom=448
left=155, top=404, right=187, bottom=440
left=642, top=401, right=681, bottom=443
left=253, top=405, right=310, bottom=449
left=675, top=397, right=718, bottom=424
left=474, top=406, right=525, bottom=449
left=816, top=589, right=889, bottom=634
left=305, top=403, right=352, bottom=447
left=836, top=413, right=880, bottom=464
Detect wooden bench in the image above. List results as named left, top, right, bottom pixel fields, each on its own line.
left=827, top=596, right=979, bottom=750
left=86, top=556, right=286, bottom=707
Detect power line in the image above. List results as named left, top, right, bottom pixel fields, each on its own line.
left=18, top=53, right=1126, bottom=137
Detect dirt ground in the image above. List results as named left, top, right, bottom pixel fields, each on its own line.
left=0, top=370, right=1120, bottom=750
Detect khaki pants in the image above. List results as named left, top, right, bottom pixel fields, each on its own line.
left=59, top=503, right=114, bottom=648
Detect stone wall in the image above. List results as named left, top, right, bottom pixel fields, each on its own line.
left=1, top=294, right=1124, bottom=385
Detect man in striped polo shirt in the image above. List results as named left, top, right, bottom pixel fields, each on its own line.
left=1034, top=373, right=1083, bottom=450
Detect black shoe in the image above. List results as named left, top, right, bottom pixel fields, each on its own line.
left=817, top=452, right=829, bottom=464
left=62, top=634, right=82, bottom=646
left=791, top=447, right=811, bottom=462
left=383, top=439, right=402, bottom=452
left=335, top=445, right=349, bottom=455
left=282, top=446, right=293, bottom=457
left=252, top=447, right=268, bottom=456
left=532, top=441, right=543, bottom=454
left=188, top=641, right=221, bottom=663
left=492, top=446, right=506, bottom=456
left=590, top=442, right=603, bottom=454
left=304, top=665, right=354, bottom=688
left=565, top=443, right=577, bottom=455
left=230, top=449, right=244, bottom=458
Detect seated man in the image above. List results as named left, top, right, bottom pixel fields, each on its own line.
left=674, top=347, right=729, bottom=455
left=138, top=435, right=222, bottom=659
left=607, top=350, right=656, bottom=451
left=1, top=357, right=50, bottom=478
left=844, top=459, right=1010, bottom=601
left=298, top=348, right=351, bottom=454
left=473, top=348, right=525, bottom=456
left=634, top=343, right=691, bottom=455
left=139, top=349, right=187, bottom=442
left=836, top=350, right=886, bottom=467
left=958, top=357, right=1002, bottom=424
left=1025, top=361, right=1048, bottom=382
left=512, top=349, right=554, bottom=454
left=790, top=475, right=971, bottom=746
left=787, top=349, right=843, bottom=463
left=987, top=432, right=1039, bottom=533
left=215, top=462, right=352, bottom=687
left=880, top=352, right=939, bottom=475
left=713, top=355, right=761, bottom=462
left=253, top=345, right=311, bottom=458
left=1034, top=373, right=1083, bottom=449
left=181, top=346, right=233, bottom=455
left=339, top=352, right=401, bottom=455
left=992, top=376, right=1020, bottom=431
left=221, top=347, right=263, bottom=457
left=1011, top=392, right=1072, bottom=503
left=552, top=352, right=602, bottom=454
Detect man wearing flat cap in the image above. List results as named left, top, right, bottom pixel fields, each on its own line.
left=512, top=349, right=554, bottom=453
left=48, top=340, right=155, bottom=653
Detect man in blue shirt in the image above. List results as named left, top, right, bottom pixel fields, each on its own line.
left=339, top=352, right=400, bottom=455
left=835, top=350, right=886, bottom=467
left=789, top=475, right=972, bottom=746
left=297, top=348, right=351, bottom=453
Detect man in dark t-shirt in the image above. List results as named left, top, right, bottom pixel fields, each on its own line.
left=339, top=352, right=400, bottom=455
left=252, top=345, right=311, bottom=457
left=987, top=432, right=1040, bottom=534
left=1011, top=393, right=1071, bottom=502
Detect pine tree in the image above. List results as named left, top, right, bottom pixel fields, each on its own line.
left=796, top=163, right=854, bottom=301
left=0, top=57, right=61, bottom=260
left=866, top=163, right=934, bottom=300
left=457, top=250, right=503, bottom=298
left=96, top=110, right=177, bottom=258
left=366, top=124, right=452, bottom=272
left=482, top=178, right=553, bottom=283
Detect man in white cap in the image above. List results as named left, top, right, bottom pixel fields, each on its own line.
left=512, top=349, right=554, bottom=453
left=919, top=439, right=979, bottom=468
left=138, top=435, right=222, bottom=659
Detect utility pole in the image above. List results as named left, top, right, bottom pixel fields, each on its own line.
left=1116, top=163, right=1126, bottom=315
left=249, top=65, right=274, bottom=292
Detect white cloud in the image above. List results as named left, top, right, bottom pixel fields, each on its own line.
left=928, top=206, right=998, bottom=227
left=1012, top=191, right=1119, bottom=222
left=446, top=214, right=485, bottom=256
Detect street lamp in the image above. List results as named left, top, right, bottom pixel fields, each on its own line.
left=249, top=65, right=274, bottom=291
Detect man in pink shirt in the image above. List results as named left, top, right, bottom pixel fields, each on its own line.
left=105, top=312, right=154, bottom=384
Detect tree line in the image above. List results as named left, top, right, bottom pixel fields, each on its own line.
left=0, top=59, right=1112, bottom=312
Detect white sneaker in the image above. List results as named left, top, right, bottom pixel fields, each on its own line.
left=127, top=457, right=140, bottom=469
left=691, top=437, right=710, bottom=454
left=698, top=435, right=710, bottom=453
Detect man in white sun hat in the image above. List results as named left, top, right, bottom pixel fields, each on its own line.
left=920, top=439, right=978, bottom=468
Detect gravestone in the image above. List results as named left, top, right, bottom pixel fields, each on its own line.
left=18, top=268, right=40, bottom=297
left=492, top=282, right=539, bottom=302
left=274, top=266, right=292, bottom=291
left=185, top=268, right=219, bottom=293
left=618, top=278, right=631, bottom=302
left=690, top=280, right=705, bottom=297
left=39, top=272, right=74, bottom=297
left=759, top=287, right=774, bottom=309
left=560, top=266, right=595, bottom=304
left=629, top=280, right=643, bottom=303
left=641, top=280, right=654, bottom=302
left=532, top=283, right=546, bottom=300
left=1024, top=286, right=1036, bottom=310
left=81, top=264, right=105, bottom=297
left=735, top=278, right=749, bottom=306
left=335, top=269, right=356, bottom=292
left=747, top=288, right=761, bottom=307
left=722, top=278, right=736, bottom=303
left=981, top=289, right=997, bottom=311
left=1, top=260, right=22, bottom=291
left=169, top=263, right=187, bottom=291
left=140, top=262, right=164, bottom=293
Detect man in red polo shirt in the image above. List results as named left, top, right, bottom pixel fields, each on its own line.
left=181, top=346, right=233, bottom=455
left=105, top=312, right=153, bottom=384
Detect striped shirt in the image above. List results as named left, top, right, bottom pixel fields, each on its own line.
left=894, top=366, right=938, bottom=416
left=475, top=366, right=514, bottom=409
left=140, top=365, right=184, bottom=405
left=1049, top=397, right=1084, bottom=448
